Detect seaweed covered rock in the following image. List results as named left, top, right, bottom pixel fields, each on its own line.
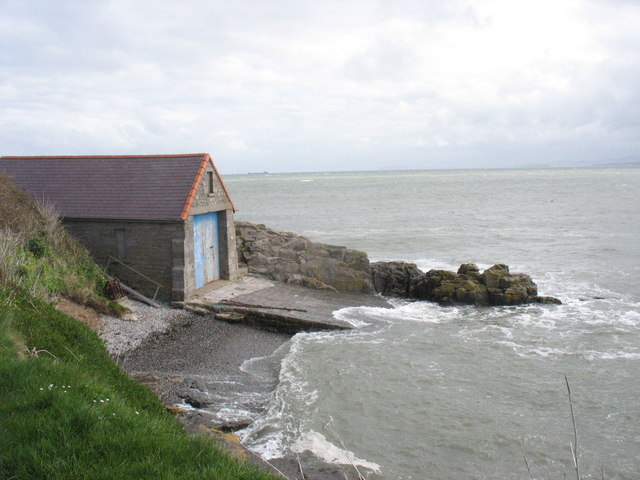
left=236, top=222, right=373, bottom=294
left=370, top=261, right=560, bottom=306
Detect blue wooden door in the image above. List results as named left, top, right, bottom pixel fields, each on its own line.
left=193, top=212, right=220, bottom=288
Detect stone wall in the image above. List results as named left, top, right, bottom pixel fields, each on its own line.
left=190, top=163, right=233, bottom=211
left=182, top=217, right=196, bottom=299
left=217, top=209, right=238, bottom=281
left=63, top=218, right=184, bottom=302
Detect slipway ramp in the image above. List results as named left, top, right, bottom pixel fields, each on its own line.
left=180, top=275, right=390, bottom=333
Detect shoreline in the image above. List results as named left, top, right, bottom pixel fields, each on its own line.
left=98, top=297, right=367, bottom=480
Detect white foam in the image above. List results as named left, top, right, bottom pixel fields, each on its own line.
left=541, top=276, right=628, bottom=305
left=238, top=334, right=318, bottom=459
left=240, top=355, right=271, bottom=374
left=240, top=430, right=289, bottom=460
left=511, top=309, right=559, bottom=330
left=468, top=324, right=515, bottom=339
left=495, top=339, right=640, bottom=360
left=413, top=258, right=460, bottom=272
left=332, top=307, right=371, bottom=327
left=334, top=301, right=454, bottom=324
left=410, top=259, right=498, bottom=273
left=291, top=430, right=381, bottom=473
left=583, top=350, right=640, bottom=360
left=496, top=341, right=570, bottom=358
left=174, top=402, right=198, bottom=411
left=214, top=407, right=256, bottom=422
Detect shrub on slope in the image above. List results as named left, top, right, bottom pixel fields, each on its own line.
left=0, top=174, right=105, bottom=306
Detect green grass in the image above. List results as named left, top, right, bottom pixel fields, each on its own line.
left=0, top=289, right=276, bottom=480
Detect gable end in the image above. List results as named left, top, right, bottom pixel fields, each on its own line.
left=180, top=154, right=236, bottom=219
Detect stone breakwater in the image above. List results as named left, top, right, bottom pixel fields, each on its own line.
left=236, top=221, right=561, bottom=306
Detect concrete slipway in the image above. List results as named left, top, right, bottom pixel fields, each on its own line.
left=182, top=274, right=390, bottom=333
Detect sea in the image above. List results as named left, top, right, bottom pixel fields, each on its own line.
left=222, top=168, right=640, bottom=480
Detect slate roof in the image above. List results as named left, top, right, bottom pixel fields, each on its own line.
left=0, top=154, right=235, bottom=221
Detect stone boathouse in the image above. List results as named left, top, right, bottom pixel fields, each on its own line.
left=0, top=154, right=238, bottom=302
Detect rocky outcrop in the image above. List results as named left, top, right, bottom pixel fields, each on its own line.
left=236, top=221, right=560, bottom=306
left=236, top=222, right=373, bottom=294
left=177, top=386, right=212, bottom=409
left=370, top=261, right=425, bottom=298
left=371, top=262, right=561, bottom=306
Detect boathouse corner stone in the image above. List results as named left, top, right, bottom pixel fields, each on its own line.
left=0, top=153, right=238, bottom=302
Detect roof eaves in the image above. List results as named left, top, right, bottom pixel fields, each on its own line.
left=0, top=153, right=210, bottom=160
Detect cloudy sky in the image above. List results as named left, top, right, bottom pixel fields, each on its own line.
left=2, top=0, right=639, bottom=173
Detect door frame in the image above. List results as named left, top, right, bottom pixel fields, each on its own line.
left=193, top=211, right=220, bottom=288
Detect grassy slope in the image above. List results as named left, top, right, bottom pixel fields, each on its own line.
left=0, top=293, right=274, bottom=480
left=0, top=176, right=276, bottom=480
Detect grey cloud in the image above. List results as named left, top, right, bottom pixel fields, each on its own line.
left=1, top=0, right=639, bottom=172
left=344, top=39, right=417, bottom=81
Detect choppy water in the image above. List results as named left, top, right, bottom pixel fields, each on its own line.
left=223, top=168, right=640, bottom=480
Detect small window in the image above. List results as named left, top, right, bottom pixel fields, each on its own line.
left=207, top=171, right=214, bottom=194
left=115, top=229, right=126, bottom=259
